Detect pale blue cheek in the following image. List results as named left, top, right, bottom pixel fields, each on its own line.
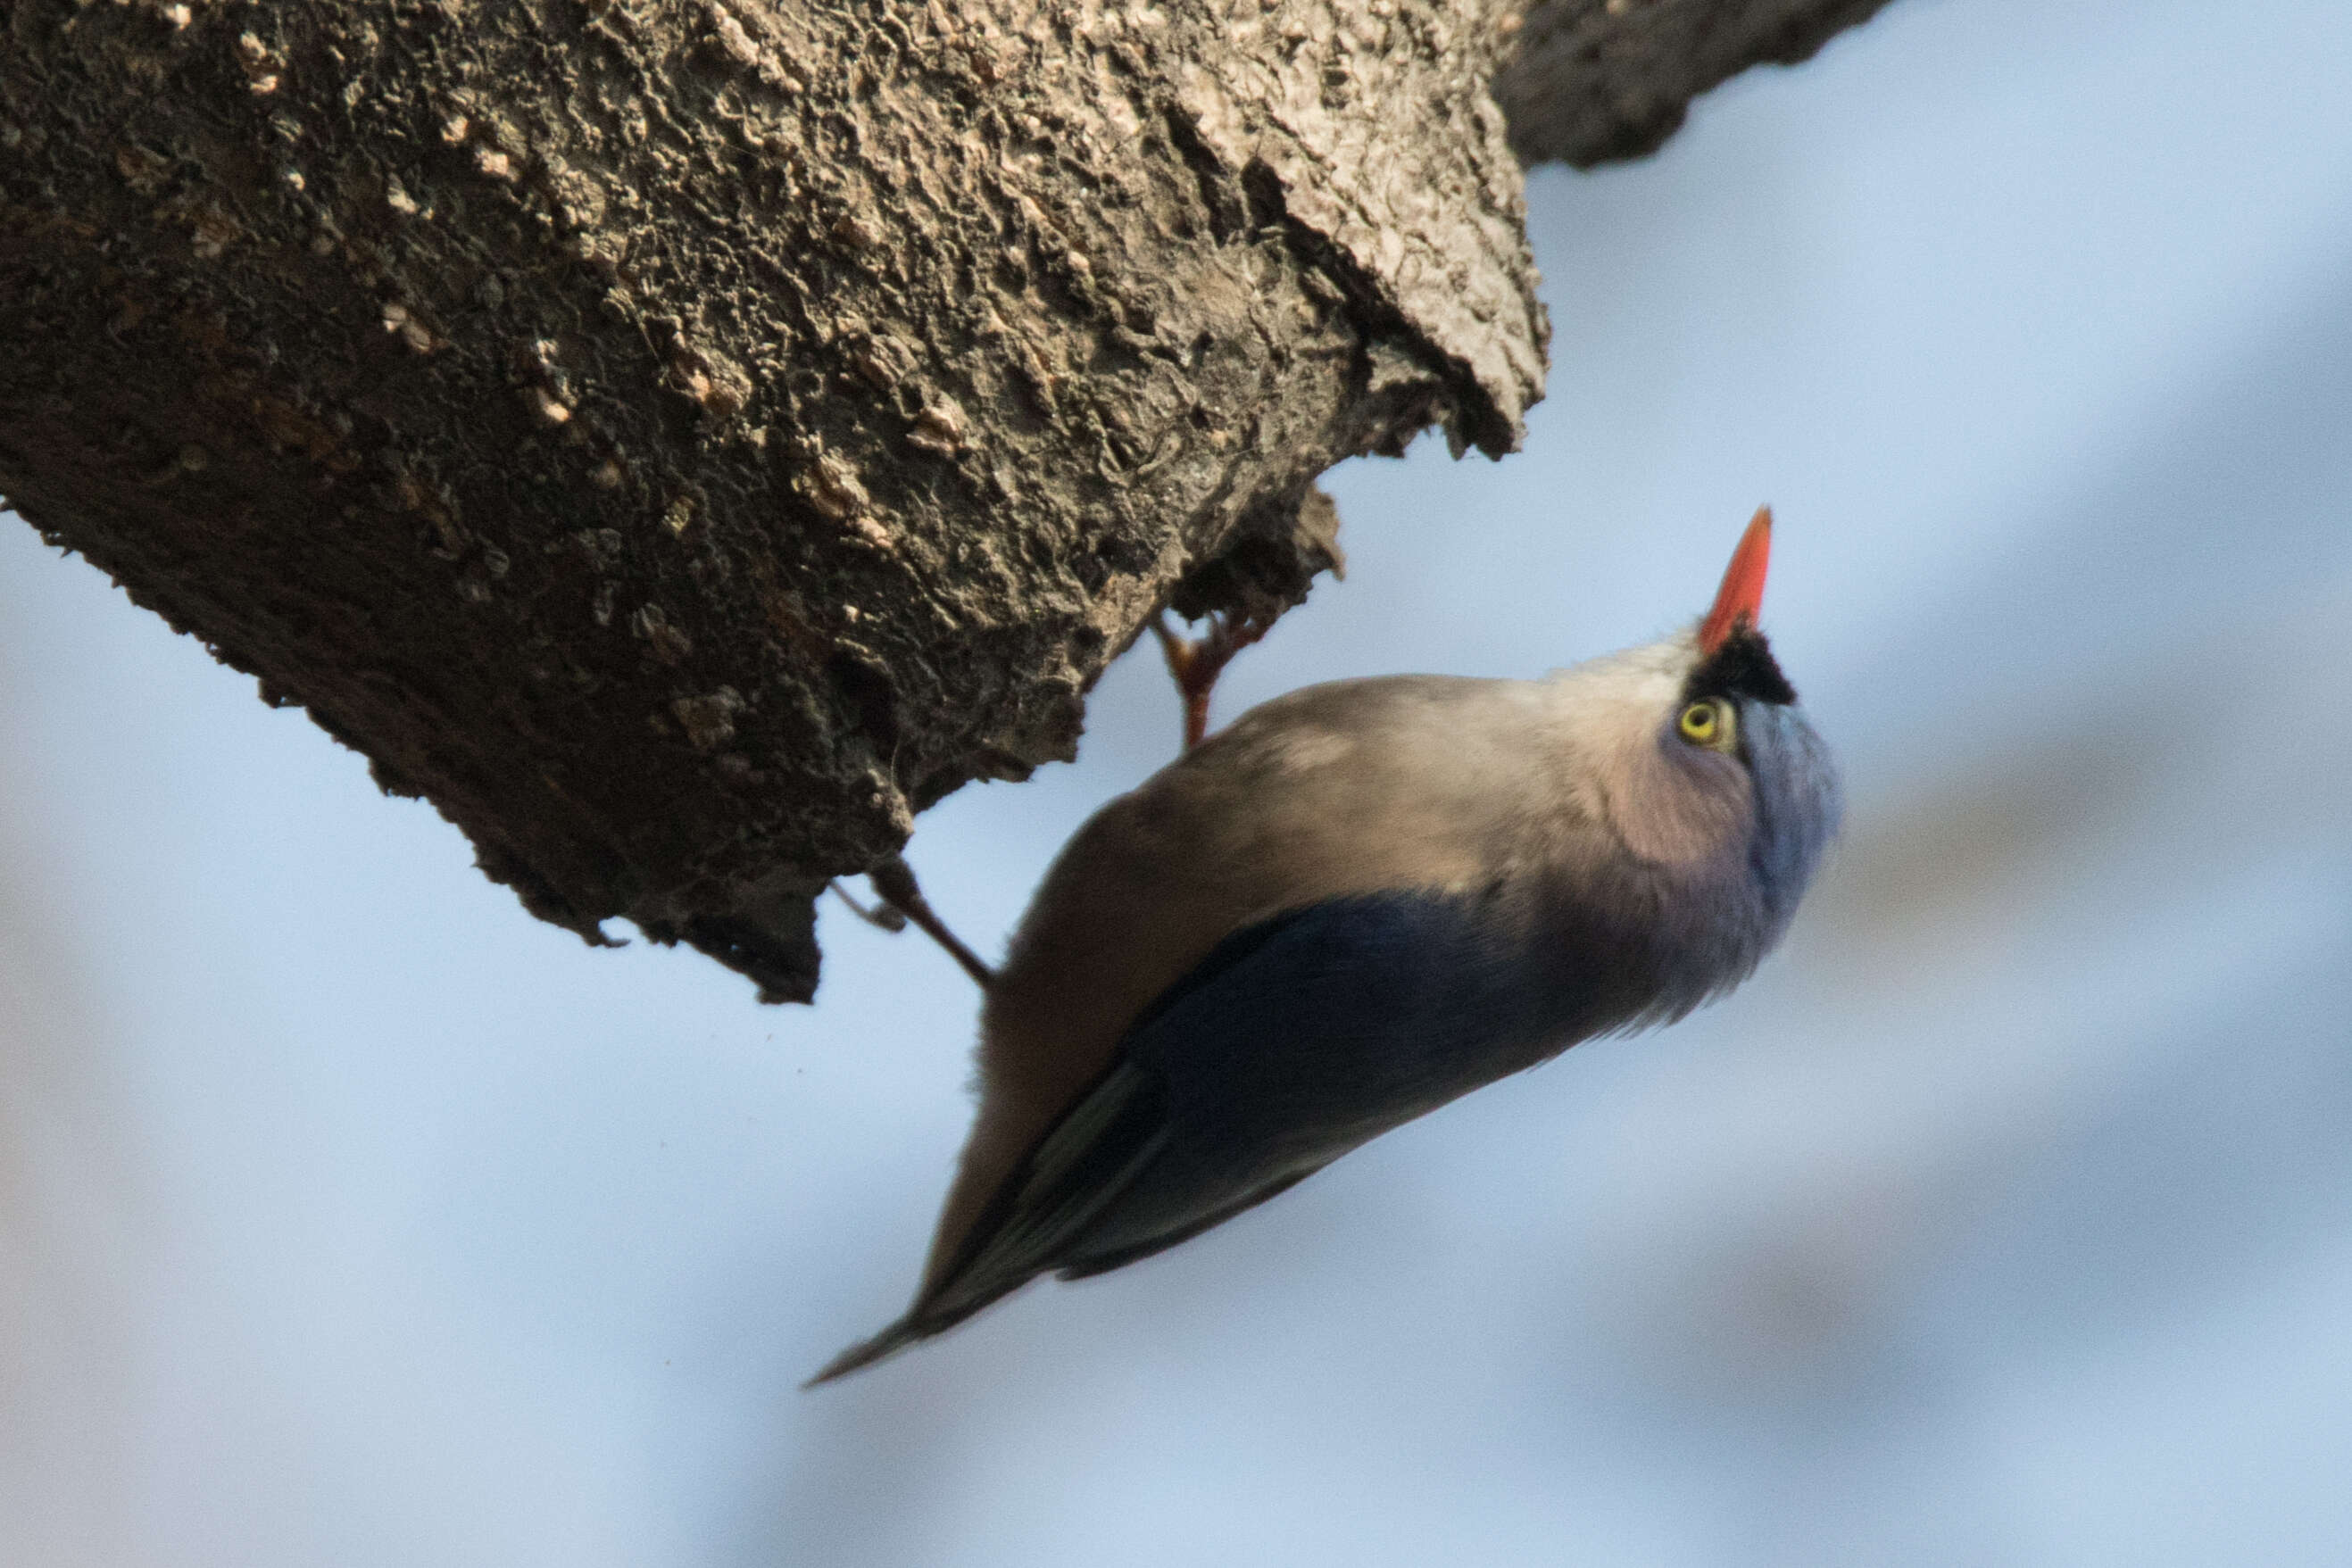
left=1741, top=702, right=1842, bottom=927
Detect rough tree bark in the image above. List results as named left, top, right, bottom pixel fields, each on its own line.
left=0, top=0, right=1890, bottom=1000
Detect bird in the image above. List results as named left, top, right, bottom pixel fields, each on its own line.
left=810, top=506, right=1841, bottom=1384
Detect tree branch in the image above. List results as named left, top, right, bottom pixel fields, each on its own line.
left=0, top=0, right=1890, bottom=1000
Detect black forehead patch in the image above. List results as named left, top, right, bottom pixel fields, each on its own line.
left=1687, top=624, right=1798, bottom=707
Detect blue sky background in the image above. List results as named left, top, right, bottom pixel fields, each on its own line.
left=6, top=0, right=2351, bottom=1561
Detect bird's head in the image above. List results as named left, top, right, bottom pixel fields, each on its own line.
left=1549, top=508, right=1841, bottom=992
left=1677, top=506, right=1839, bottom=932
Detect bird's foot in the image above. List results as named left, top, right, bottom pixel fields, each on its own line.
left=827, top=879, right=908, bottom=933
left=1151, top=609, right=1272, bottom=751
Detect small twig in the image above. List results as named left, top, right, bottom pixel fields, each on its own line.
left=868, top=854, right=995, bottom=989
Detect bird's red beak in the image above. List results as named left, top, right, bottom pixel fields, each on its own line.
left=1699, top=506, right=1773, bottom=654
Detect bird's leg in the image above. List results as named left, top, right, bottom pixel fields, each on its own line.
left=868, top=854, right=996, bottom=989
left=1151, top=609, right=1272, bottom=751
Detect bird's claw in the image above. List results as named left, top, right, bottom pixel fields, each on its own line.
left=828, top=879, right=908, bottom=933
left=1152, top=609, right=1273, bottom=751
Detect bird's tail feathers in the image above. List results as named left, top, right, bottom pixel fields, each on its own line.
left=802, top=1269, right=1043, bottom=1388
left=803, top=1316, right=927, bottom=1387
left=804, top=1062, right=1179, bottom=1388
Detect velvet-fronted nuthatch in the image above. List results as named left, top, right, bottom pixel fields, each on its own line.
left=812, top=508, right=1840, bottom=1382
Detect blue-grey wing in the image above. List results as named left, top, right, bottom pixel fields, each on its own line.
left=960, top=892, right=1615, bottom=1290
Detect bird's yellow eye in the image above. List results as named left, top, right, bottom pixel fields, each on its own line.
left=1679, top=699, right=1736, bottom=751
